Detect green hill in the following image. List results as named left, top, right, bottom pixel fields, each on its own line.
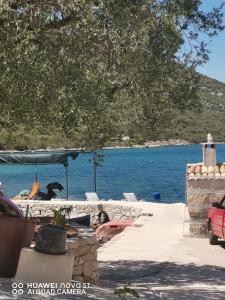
left=1, top=73, right=225, bottom=150
left=112, top=74, right=225, bottom=144
left=162, top=74, right=225, bottom=143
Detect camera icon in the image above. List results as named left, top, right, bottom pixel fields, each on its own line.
left=12, top=282, right=24, bottom=295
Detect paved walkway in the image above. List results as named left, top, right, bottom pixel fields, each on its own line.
left=1, top=202, right=225, bottom=299
left=98, top=202, right=225, bottom=299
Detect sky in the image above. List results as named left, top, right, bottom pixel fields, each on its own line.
left=197, top=0, right=225, bottom=83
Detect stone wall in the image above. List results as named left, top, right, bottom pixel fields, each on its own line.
left=15, top=200, right=143, bottom=284
left=16, top=200, right=143, bottom=225
left=66, top=224, right=98, bottom=284
left=187, top=177, right=225, bottom=235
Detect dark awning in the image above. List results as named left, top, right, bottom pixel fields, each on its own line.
left=0, top=150, right=79, bottom=166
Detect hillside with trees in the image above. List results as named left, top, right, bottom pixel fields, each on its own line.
left=0, top=1, right=224, bottom=149
left=157, top=75, right=225, bottom=143
left=1, top=73, right=225, bottom=149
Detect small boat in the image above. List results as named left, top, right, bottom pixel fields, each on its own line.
left=68, top=214, right=90, bottom=227
left=96, top=220, right=133, bottom=242
left=32, top=214, right=91, bottom=227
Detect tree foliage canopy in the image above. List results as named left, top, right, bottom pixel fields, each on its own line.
left=0, top=0, right=224, bottom=147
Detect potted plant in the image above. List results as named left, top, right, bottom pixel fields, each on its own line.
left=34, top=206, right=74, bottom=255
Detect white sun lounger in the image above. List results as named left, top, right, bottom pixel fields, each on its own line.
left=85, top=192, right=100, bottom=201
left=123, top=192, right=138, bottom=202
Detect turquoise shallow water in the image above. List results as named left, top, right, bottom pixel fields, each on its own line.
left=1, top=144, right=225, bottom=203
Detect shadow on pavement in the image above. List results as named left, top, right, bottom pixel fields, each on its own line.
left=99, top=260, right=225, bottom=299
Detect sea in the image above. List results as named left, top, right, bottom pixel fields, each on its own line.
left=1, top=144, right=225, bottom=203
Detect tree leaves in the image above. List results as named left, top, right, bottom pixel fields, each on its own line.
left=0, top=0, right=224, bottom=145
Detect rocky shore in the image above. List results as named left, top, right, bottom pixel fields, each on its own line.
left=0, top=139, right=191, bottom=153
left=103, top=139, right=191, bottom=150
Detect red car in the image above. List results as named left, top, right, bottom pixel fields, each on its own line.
left=208, top=197, right=225, bottom=245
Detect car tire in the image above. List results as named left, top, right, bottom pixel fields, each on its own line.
left=208, top=224, right=218, bottom=245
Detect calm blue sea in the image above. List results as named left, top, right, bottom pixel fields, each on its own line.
left=1, top=144, right=225, bottom=203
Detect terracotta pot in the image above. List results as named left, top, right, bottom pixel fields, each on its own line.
left=0, top=215, right=35, bottom=278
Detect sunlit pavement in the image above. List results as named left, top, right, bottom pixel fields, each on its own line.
left=98, top=202, right=225, bottom=299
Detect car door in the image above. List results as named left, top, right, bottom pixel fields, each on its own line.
left=220, top=198, right=225, bottom=239
left=211, top=198, right=225, bottom=239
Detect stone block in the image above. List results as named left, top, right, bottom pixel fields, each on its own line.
left=187, top=192, right=223, bottom=218
left=90, top=245, right=97, bottom=253
left=187, top=178, right=225, bottom=190
left=77, top=238, right=91, bottom=247
left=83, top=262, right=93, bottom=276
left=92, top=251, right=97, bottom=260
left=190, top=223, right=208, bottom=236
left=85, top=253, right=94, bottom=262
left=74, top=245, right=90, bottom=256
left=74, top=255, right=86, bottom=265
left=15, top=248, right=74, bottom=284
left=72, top=264, right=84, bottom=275
left=66, top=241, right=79, bottom=251
left=92, top=261, right=98, bottom=270
left=87, top=236, right=97, bottom=245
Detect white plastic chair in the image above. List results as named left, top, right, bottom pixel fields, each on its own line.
left=85, top=192, right=100, bottom=201
left=123, top=192, right=138, bottom=202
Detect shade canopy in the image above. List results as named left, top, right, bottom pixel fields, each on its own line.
left=0, top=151, right=79, bottom=167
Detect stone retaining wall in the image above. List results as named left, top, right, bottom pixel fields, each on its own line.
left=16, top=200, right=143, bottom=284
left=16, top=200, right=143, bottom=225
left=187, top=177, right=225, bottom=236
left=66, top=224, right=98, bottom=284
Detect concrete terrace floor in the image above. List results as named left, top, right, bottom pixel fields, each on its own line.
left=1, top=201, right=225, bottom=299
left=98, top=202, right=225, bottom=299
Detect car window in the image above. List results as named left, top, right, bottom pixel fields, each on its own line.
left=220, top=198, right=225, bottom=209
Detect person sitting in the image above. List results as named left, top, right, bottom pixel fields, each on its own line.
left=97, top=204, right=110, bottom=225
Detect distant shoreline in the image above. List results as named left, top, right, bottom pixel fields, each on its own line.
left=4, top=139, right=225, bottom=152
left=0, top=140, right=193, bottom=153
left=103, top=139, right=192, bottom=150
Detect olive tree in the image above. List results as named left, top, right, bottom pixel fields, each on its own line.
left=0, top=0, right=224, bottom=141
